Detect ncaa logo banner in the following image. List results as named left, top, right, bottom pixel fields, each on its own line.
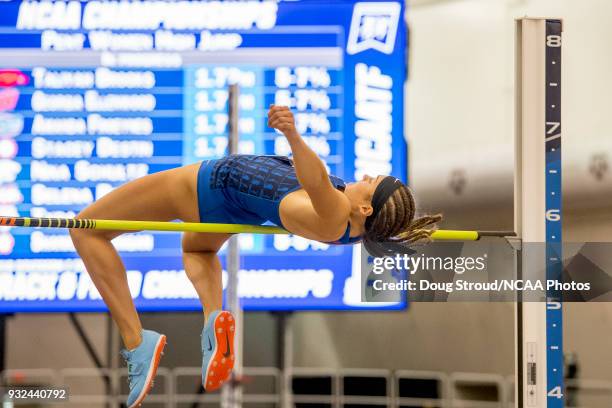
left=347, top=2, right=401, bottom=55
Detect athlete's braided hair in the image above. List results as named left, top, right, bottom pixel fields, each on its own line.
left=363, top=185, right=442, bottom=256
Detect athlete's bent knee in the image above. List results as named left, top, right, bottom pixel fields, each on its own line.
left=182, top=232, right=230, bottom=254
left=70, top=213, right=114, bottom=245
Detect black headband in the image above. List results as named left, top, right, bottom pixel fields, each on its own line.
left=365, top=176, right=403, bottom=230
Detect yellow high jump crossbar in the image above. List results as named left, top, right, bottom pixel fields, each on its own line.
left=0, top=216, right=514, bottom=241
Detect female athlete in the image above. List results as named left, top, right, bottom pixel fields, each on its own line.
left=70, top=105, right=441, bottom=407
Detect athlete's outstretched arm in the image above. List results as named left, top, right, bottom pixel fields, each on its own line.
left=268, top=105, right=350, bottom=223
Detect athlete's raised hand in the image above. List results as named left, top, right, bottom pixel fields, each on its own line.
left=268, top=105, right=298, bottom=139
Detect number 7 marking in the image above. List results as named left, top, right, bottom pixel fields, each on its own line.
left=546, top=121, right=560, bottom=135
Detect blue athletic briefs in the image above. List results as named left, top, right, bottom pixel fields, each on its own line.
left=196, top=154, right=361, bottom=245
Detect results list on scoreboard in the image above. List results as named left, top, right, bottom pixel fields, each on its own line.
left=0, top=65, right=342, bottom=257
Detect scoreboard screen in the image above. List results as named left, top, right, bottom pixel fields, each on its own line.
left=0, top=0, right=407, bottom=312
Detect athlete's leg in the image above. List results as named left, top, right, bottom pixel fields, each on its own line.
left=182, top=231, right=235, bottom=392
left=182, top=232, right=231, bottom=323
left=70, top=164, right=201, bottom=349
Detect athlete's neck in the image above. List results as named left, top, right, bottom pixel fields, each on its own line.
left=348, top=212, right=366, bottom=238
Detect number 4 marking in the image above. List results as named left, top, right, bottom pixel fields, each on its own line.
left=546, top=122, right=560, bottom=135
left=548, top=386, right=564, bottom=399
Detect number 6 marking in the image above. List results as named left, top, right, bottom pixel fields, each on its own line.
left=546, top=209, right=561, bottom=222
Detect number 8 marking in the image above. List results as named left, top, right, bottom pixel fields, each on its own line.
left=547, top=35, right=561, bottom=47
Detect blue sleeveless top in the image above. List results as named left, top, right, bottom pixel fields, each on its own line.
left=196, top=155, right=361, bottom=245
